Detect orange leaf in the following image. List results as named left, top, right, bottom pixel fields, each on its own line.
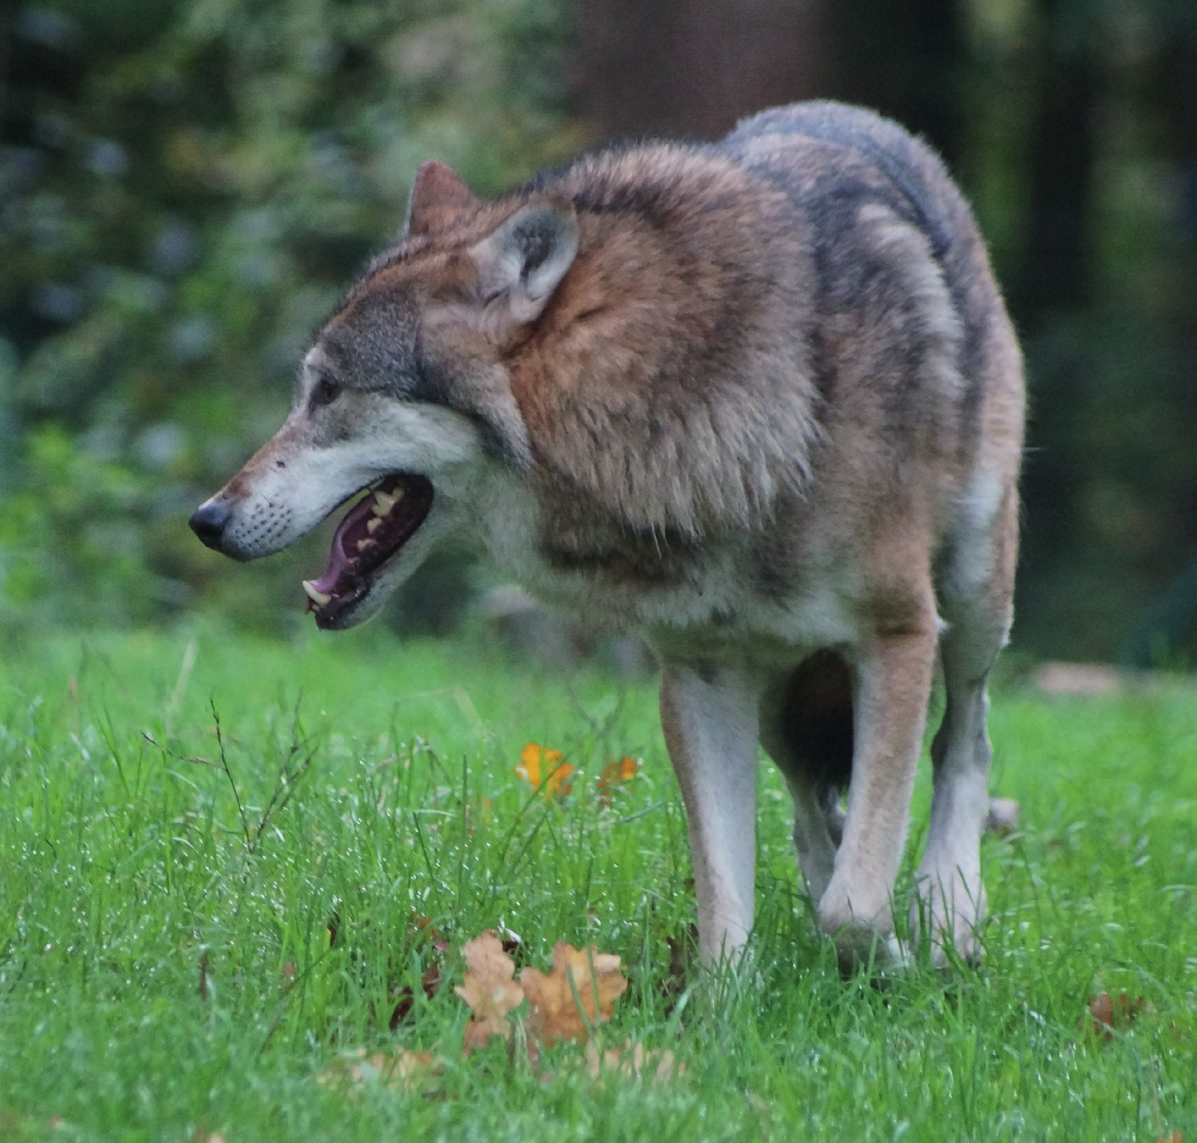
left=1084, top=992, right=1150, bottom=1040
left=516, top=743, right=575, bottom=800
left=597, top=756, right=640, bottom=804
left=520, top=942, right=628, bottom=1046
left=455, top=931, right=525, bottom=1052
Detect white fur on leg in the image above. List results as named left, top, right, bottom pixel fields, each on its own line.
left=913, top=679, right=992, bottom=965
left=659, top=663, right=759, bottom=965
left=786, top=774, right=839, bottom=905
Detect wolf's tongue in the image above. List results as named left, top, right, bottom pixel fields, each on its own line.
left=304, top=502, right=371, bottom=598
left=302, top=474, right=434, bottom=615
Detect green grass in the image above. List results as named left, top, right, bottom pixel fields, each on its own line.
left=1, top=622, right=1194, bottom=1141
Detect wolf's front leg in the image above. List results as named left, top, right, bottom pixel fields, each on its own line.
left=818, top=625, right=937, bottom=971
left=659, top=662, right=759, bottom=966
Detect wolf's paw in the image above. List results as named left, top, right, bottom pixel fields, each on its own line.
left=817, top=888, right=905, bottom=976
left=910, top=870, right=987, bottom=968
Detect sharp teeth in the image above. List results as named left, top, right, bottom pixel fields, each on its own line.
left=302, top=581, right=332, bottom=607
left=356, top=538, right=373, bottom=552
left=372, top=487, right=403, bottom=515
left=366, top=517, right=382, bottom=534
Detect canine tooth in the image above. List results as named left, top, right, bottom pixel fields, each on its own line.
left=366, top=517, right=382, bottom=535
left=372, top=487, right=404, bottom=515
left=302, top=581, right=332, bottom=607
left=356, top=538, right=373, bottom=552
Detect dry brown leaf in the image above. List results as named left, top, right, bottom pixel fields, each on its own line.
left=1084, top=991, right=1152, bottom=1040
left=520, top=942, right=628, bottom=1046
left=455, top=931, right=525, bottom=1052
left=585, top=1038, right=684, bottom=1081
left=389, top=912, right=451, bottom=1028
left=390, top=959, right=445, bottom=1029
left=317, top=1046, right=440, bottom=1092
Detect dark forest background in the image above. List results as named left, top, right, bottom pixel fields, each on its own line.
left=2, top=0, right=1195, bottom=664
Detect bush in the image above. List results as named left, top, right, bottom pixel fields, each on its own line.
left=1, top=0, right=578, bottom=630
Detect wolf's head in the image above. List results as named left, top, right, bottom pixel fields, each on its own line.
left=189, top=162, right=578, bottom=629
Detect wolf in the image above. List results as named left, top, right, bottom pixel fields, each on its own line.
left=191, top=101, right=1024, bottom=972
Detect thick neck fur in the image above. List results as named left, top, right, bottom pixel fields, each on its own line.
left=501, top=145, right=823, bottom=539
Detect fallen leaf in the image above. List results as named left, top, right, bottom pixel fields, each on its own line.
left=1154, top=1132, right=1183, bottom=1143
left=455, top=931, right=525, bottom=1052
left=390, top=960, right=445, bottom=1029
left=317, top=1046, right=440, bottom=1093
left=520, top=942, right=628, bottom=1046
left=585, top=1038, right=684, bottom=1081
left=1084, top=992, right=1151, bottom=1040
left=388, top=912, right=451, bottom=1028
left=597, top=756, right=640, bottom=804
left=516, top=743, right=575, bottom=799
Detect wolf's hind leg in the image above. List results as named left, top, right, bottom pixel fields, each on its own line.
left=759, top=652, right=853, bottom=905
left=659, top=662, right=759, bottom=966
left=818, top=623, right=938, bottom=972
left=916, top=491, right=1018, bottom=966
left=914, top=653, right=993, bottom=966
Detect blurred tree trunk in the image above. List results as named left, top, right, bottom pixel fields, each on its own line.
left=1013, top=0, right=1100, bottom=325
left=573, top=0, right=965, bottom=164
left=1155, top=17, right=1197, bottom=409
left=574, top=0, right=834, bottom=139
left=1120, top=13, right=1197, bottom=662
left=1003, top=0, right=1100, bottom=626
left=825, top=0, right=965, bottom=166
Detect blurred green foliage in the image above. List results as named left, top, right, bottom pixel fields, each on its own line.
left=0, top=0, right=578, bottom=632
left=1, top=0, right=1195, bottom=662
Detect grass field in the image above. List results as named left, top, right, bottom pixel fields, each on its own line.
left=1, top=622, right=1194, bottom=1141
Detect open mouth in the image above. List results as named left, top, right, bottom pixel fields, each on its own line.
left=302, top=473, right=434, bottom=628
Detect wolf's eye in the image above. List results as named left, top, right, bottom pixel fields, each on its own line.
left=309, top=377, right=342, bottom=410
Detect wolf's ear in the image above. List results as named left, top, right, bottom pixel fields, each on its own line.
left=469, top=202, right=579, bottom=326
left=406, top=160, right=479, bottom=237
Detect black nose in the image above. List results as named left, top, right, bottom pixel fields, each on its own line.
left=189, top=501, right=231, bottom=551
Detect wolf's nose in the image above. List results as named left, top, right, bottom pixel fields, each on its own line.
left=190, top=501, right=231, bottom=551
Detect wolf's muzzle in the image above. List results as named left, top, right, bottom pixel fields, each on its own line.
left=190, top=501, right=231, bottom=552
